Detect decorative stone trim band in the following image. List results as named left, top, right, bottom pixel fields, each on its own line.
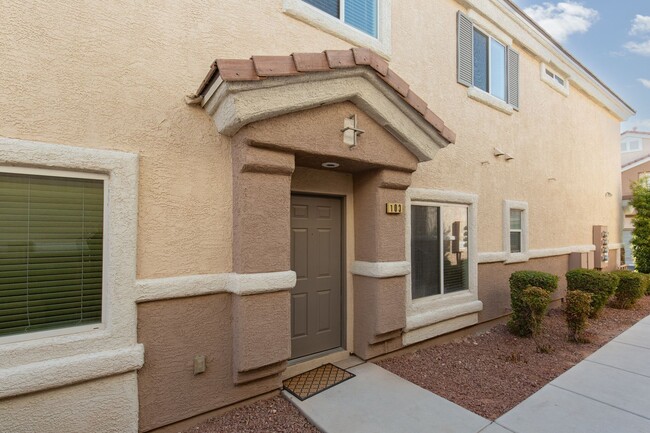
left=478, top=244, right=597, bottom=264
left=0, top=345, right=144, bottom=399
left=351, top=261, right=411, bottom=278
left=135, top=271, right=297, bottom=302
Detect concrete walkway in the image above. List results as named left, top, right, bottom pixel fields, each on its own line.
left=284, top=314, right=650, bottom=433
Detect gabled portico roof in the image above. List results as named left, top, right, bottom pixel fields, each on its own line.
left=193, top=48, right=455, bottom=162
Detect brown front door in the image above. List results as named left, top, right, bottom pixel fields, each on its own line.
left=290, top=194, right=342, bottom=359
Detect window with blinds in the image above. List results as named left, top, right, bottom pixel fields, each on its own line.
left=510, top=209, right=523, bottom=253
left=0, top=171, right=104, bottom=338
left=411, top=204, right=469, bottom=299
left=302, top=0, right=378, bottom=37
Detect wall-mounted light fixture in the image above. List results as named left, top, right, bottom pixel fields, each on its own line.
left=605, top=192, right=613, bottom=197
left=504, top=153, right=514, bottom=161
left=341, top=114, right=365, bottom=149
left=493, top=148, right=505, bottom=157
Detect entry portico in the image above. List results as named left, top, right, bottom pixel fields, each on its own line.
left=197, top=48, right=462, bottom=379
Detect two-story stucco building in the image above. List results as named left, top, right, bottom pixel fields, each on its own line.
left=0, top=1, right=634, bottom=432
left=621, top=130, right=650, bottom=267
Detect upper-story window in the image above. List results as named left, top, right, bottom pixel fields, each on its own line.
left=621, top=138, right=642, bottom=153
left=457, top=11, right=520, bottom=110
left=303, top=0, right=377, bottom=37
left=541, top=63, right=569, bottom=96
left=473, top=29, right=507, bottom=100
left=284, top=0, right=390, bottom=56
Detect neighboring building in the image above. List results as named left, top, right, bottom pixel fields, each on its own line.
left=621, top=130, right=650, bottom=267
left=0, top=1, right=634, bottom=432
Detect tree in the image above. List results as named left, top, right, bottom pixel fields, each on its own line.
left=630, top=180, right=650, bottom=273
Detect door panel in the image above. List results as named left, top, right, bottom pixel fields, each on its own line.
left=290, top=195, right=342, bottom=359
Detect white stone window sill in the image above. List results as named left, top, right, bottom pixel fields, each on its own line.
left=406, top=290, right=483, bottom=332
left=504, top=252, right=530, bottom=264
left=467, top=87, right=514, bottom=115
left=283, top=0, right=391, bottom=58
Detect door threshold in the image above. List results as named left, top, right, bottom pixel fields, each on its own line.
left=283, top=348, right=351, bottom=380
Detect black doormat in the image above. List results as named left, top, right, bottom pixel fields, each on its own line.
left=283, top=363, right=355, bottom=401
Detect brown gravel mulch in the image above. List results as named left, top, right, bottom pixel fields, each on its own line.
left=181, top=396, right=319, bottom=433
left=183, top=297, right=650, bottom=431
left=376, top=296, right=650, bottom=420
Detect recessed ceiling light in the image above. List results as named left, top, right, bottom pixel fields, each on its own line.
left=322, top=162, right=339, bottom=168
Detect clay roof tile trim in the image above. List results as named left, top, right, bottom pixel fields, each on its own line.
left=292, top=52, right=330, bottom=72
left=251, top=55, right=300, bottom=77
left=325, top=50, right=357, bottom=68
left=201, top=48, right=454, bottom=143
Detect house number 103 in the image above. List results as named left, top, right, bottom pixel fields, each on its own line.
left=386, top=203, right=403, bottom=214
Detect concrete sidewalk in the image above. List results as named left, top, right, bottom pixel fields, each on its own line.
left=285, top=314, right=650, bottom=433
left=496, top=314, right=650, bottom=433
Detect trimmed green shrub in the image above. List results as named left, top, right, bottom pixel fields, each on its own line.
left=566, top=269, right=618, bottom=317
left=631, top=181, right=650, bottom=273
left=640, top=273, right=650, bottom=295
left=508, top=271, right=558, bottom=337
left=509, top=270, right=559, bottom=293
left=610, top=270, right=645, bottom=309
left=565, top=290, right=592, bottom=342
left=522, top=287, right=552, bottom=336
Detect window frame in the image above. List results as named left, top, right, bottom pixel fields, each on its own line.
left=540, top=63, right=569, bottom=96
left=503, top=200, right=529, bottom=263
left=622, top=138, right=642, bottom=153
left=405, top=190, right=478, bottom=302
left=283, top=0, right=391, bottom=57
left=404, top=189, right=481, bottom=345
left=0, top=165, right=109, bottom=344
left=410, top=201, right=470, bottom=300
left=472, top=28, right=507, bottom=101
left=458, top=11, right=519, bottom=113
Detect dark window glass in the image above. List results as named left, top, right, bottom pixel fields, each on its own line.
left=473, top=29, right=489, bottom=92
left=443, top=207, right=469, bottom=293
left=411, top=206, right=441, bottom=299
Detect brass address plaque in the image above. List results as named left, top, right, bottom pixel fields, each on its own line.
left=386, top=203, right=403, bottom=214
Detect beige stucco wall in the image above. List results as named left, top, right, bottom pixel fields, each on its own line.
left=0, top=0, right=626, bottom=431
left=0, top=0, right=623, bottom=277
left=0, top=372, right=138, bottom=433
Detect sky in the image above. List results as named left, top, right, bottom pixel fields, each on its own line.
left=512, top=0, right=650, bottom=132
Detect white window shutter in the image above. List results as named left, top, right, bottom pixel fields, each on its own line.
left=457, top=11, right=473, bottom=87
left=507, top=47, right=520, bottom=109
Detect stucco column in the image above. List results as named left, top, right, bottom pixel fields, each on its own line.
left=230, top=139, right=294, bottom=384
left=352, top=169, right=412, bottom=359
